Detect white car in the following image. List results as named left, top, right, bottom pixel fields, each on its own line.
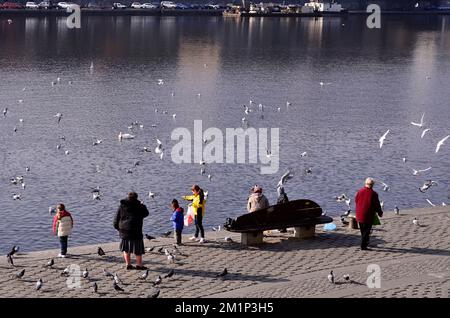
left=142, top=3, right=157, bottom=9
left=26, top=1, right=40, bottom=8
left=160, top=1, right=177, bottom=9
left=130, top=2, right=142, bottom=8
left=38, top=1, right=51, bottom=9
left=57, top=2, right=72, bottom=9
left=112, top=2, right=127, bottom=9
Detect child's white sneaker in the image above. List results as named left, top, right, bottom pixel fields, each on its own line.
left=189, top=236, right=197, bottom=241
left=57, top=254, right=64, bottom=258
left=199, top=238, right=205, bottom=244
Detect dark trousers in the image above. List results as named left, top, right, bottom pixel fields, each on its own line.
left=358, top=223, right=372, bottom=249
left=194, top=211, right=204, bottom=238
left=175, top=230, right=182, bottom=244
left=59, top=236, right=68, bottom=255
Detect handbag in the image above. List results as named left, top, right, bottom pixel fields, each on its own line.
left=373, top=213, right=381, bottom=226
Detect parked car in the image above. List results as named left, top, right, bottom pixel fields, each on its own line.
left=38, top=1, right=51, bottom=9
left=112, top=2, right=127, bottom=9
left=25, top=1, right=39, bottom=9
left=205, top=3, right=220, bottom=9
left=142, top=3, right=158, bottom=9
left=57, top=2, right=72, bottom=9
left=130, top=2, right=142, bottom=8
left=160, top=1, right=177, bottom=9
left=176, top=3, right=188, bottom=9
left=1, top=2, right=25, bottom=9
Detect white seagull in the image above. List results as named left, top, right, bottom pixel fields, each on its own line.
left=379, top=129, right=390, bottom=148
left=118, top=132, right=135, bottom=140
left=411, top=113, right=425, bottom=128
left=412, top=167, right=432, bottom=175
left=421, top=128, right=431, bottom=138
left=435, top=135, right=450, bottom=153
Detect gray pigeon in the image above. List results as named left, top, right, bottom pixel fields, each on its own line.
left=113, top=281, right=124, bottom=292
left=164, top=269, right=174, bottom=278
left=46, top=259, right=54, bottom=268
left=217, top=268, right=228, bottom=277
left=82, top=268, right=89, bottom=279
left=148, top=289, right=160, bottom=298
left=140, top=269, right=149, bottom=280
left=36, top=278, right=43, bottom=291
left=97, top=247, right=105, bottom=256
left=153, top=275, right=162, bottom=287
left=16, top=269, right=25, bottom=279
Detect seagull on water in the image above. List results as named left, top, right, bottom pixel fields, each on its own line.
left=54, top=113, right=63, bottom=124
left=118, top=132, right=135, bottom=141
left=300, top=151, right=307, bottom=157
left=379, top=129, right=390, bottom=148
left=148, top=191, right=155, bottom=199
left=435, top=135, right=450, bottom=153
left=411, top=113, right=425, bottom=128
left=13, top=194, right=21, bottom=200
left=3, top=108, right=8, bottom=117
left=92, top=139, right=102, bottom=146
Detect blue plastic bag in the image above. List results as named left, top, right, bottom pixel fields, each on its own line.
left=323, top=223, right=337, bottom=231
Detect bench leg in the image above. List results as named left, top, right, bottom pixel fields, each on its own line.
left=294, top=225, right=315, bottom=239
left=241, top=231, right=264, bottom=245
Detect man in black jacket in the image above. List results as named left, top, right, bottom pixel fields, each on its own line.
left=114, top=192, right=149, bottom=270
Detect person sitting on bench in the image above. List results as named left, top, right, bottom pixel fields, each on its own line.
left=247, top=185, right=269, bottom=213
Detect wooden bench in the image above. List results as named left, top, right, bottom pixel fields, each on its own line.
left=224, top=199, right=333, bottom=245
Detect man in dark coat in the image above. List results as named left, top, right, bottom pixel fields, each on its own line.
left=114, top=192, right=149, bottom=270
left=355, top=178, right=383, bottom=250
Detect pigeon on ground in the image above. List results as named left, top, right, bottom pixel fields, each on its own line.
left=148, top=288, right=160, bottom=298
left=82, top=268, right=89, bottom=279
left=113, top=281, right=124, bottom=292
left=164, top=269, right=174, bottom=279
left=217, top=268, right=228, bottom=277
left=97, top=247, right=106, bottom=256
left=36, top=278, right=43, bottom=291
left=16, top=269, right=25, bottom=279
left=153, top=275, right=162, bottom=287
left=46, top=259, right=54, bottom=268
left=145, top=234, right=156, bottom=241
left=327, top=271, right=335, bottom=284
left=140, top=270, right=149, bottom=280
left=92, top=282, right=98, bottom=293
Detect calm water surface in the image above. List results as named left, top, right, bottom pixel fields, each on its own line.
left=0, top=15, right=449, bottom=252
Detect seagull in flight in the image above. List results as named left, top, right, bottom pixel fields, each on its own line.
left=379, top=130, right=390, bottom=148
left=419, top=180, right=438, bottom=193
left=411, top=113, right=425, bottom=128
left=426, top=199, right=436, bottom=207
left=412, top=167, right=432, bottom=175
left=380, top=182, right=390, bottom=192
left=421, top=128, right=431, bottom=138
left=277, top=170, right=294, bottom=188
left=155, top=139, right=163, bottom=154
left=435, top=135, right=450, bottom=153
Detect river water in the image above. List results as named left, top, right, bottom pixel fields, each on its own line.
left=0, top=15, right=449, bottom=252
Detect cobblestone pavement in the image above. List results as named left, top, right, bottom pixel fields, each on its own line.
left=1, top=206, right=449, bottom=298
